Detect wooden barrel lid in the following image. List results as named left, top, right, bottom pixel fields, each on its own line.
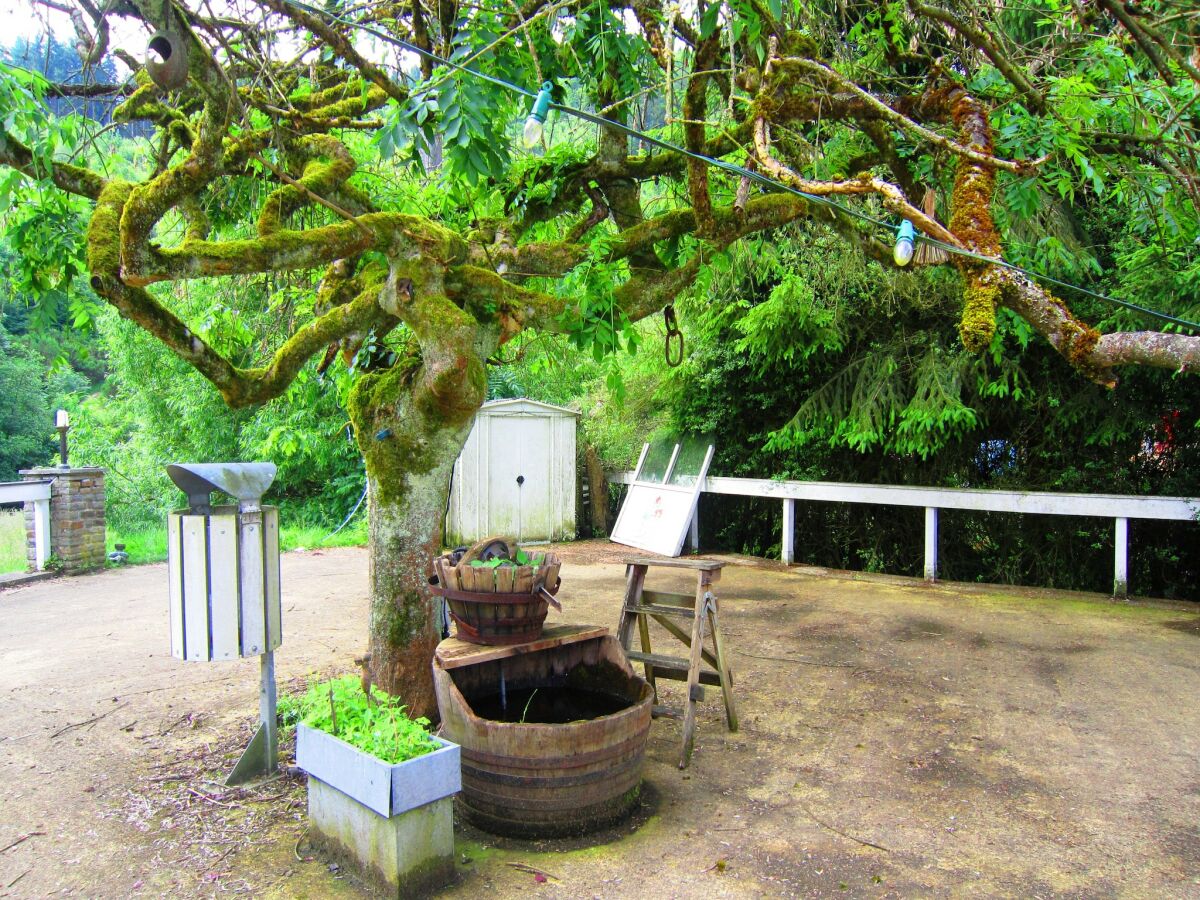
left=435, top=624, right=609, bottom=670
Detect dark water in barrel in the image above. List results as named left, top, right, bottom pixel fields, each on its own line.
left=472, top=686, right=631, bottom=724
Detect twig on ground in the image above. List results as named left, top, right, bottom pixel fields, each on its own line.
left=4, top=869, right=30, bottom=889
left=737, top=651, right=861, bottom=669
left=798, top=802, right=891, bottom=852
left=210, top=845, right=238, bottom=866
left=506, top=862, right=559, bottom=880
left=51, top=702, right=130, bottom=738
left=159, top=713, right=193, bottom=736
left=294, top=827, right=313, bottom=862
left=246, top=792, right=288, bottom=803
left=0, top=832, right=45, bottom=854
left=186, top=787, right=234, bottom=808
left=123, top=675, right=237, bottom=697
left=150, top=758, right=191, bottom=770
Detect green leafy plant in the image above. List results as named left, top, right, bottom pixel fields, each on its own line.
left=468, top=548, right=540, bottom=568
left=287, top=675, right=437, bottom=764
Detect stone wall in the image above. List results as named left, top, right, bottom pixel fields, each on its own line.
left=22, top=467, right=106, bottom=573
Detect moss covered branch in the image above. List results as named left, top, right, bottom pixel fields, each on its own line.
left=256, top=135, right=363, bottom=236
left=260, top=0, right=411, bottom=104
left=752, top=117, right=960, bottom=248
left=945, top=87, right=1005, bottom=353
left=452, top=192, right=818, bottom=338
left=778, top=58, right=1032, bottom=174
left=111, top=205, right=467, bottom=287
left=907, top=0, right=1045, bottom=112
left=684, top=36, right=721, bottom=235
left=236, top=275, right=394, bottom=405
left=119, top=93, right=232, bottom=275
left=90, top=189, right=395, bottom=406
left=997, top=271, right=1144, bottom=387
left=0, top=128, right=106, bottom=200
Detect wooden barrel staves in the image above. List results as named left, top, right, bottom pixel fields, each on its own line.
left=430, top=548, right=562, bottom=646
left=432, top=634, right=652, bottom=838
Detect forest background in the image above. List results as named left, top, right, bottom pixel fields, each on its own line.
left=1, top=28, right=1196, bottom=598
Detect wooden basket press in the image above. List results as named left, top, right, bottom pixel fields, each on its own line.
left=429, top=539, right=562, bottom=646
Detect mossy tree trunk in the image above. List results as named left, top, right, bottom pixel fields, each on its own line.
left=361, top=422, right=471, bottom=721
left=347, top=328, right=491, bottom=718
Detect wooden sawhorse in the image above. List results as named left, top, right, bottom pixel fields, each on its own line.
left=616, top=557, right=738, bottom=768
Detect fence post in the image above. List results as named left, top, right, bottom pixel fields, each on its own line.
left=782, top=498, right=795, bottom=565
left=1114, top=517, right=1129, bottom=598
left=32, top=496, right=50, bottom=570
left=924, top=507, right=939, bottom=582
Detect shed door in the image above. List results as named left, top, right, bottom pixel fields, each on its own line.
left=487, top=416, right=552, bottom=542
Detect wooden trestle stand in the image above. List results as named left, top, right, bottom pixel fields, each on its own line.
left=615, top=557, right=738, bottom=768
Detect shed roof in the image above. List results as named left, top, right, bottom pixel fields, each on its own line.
left=479, top=398, right=580, bottom=417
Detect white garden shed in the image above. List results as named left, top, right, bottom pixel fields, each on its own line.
left=445, top=398, right=579, bottom=545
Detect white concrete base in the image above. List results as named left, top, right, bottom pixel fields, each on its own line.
left=308, top=778, right=455, bottom=897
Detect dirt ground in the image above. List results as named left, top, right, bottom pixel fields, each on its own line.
left=1, top=543, right=1199, bottom=899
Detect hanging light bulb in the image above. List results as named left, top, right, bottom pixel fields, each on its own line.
left=894, top=219, right=915, bottom=267
left=522, top=81, right=554, bottom=149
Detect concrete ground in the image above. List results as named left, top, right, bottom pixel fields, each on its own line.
left=1, top=543, right=1198, bottom=898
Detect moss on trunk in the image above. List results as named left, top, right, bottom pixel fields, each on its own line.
left=347, top=352, right=487, bottom=718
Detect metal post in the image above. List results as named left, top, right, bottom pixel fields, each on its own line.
left=56, top=427, right=69, bottom=468
left=226, top=649, right=278, bottom=786
left=689, top=511, right=699, bottom=552
left=32, top=497, right=50, bottom=571
left=260, top=650, right=278, bottom=773
left=782, top=498, right=795, bottom=565
left=924, top=507, right=939, bottom=582
left=1114, top=517, right=1129, bottom=599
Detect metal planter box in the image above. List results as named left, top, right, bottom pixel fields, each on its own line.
left=295, top=724, right=460, bottom=817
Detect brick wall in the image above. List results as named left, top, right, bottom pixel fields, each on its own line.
left=22, top=467, right=106, bottom=573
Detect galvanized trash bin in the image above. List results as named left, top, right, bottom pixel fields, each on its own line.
left=166, top=463, right=281, bottom=661
left=165, top=462, right=282, bottom=783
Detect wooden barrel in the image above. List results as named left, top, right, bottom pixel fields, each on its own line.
left=432, top=634, right=652, bottom=838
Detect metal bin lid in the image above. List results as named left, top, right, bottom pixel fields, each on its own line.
left=166, top=462, right=277, bottom=512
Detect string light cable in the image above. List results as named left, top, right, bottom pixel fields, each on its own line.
left=275, top=0, right=1200, bottom=333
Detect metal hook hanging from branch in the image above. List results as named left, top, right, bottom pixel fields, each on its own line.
left=663, top=304, right=684, bottom=367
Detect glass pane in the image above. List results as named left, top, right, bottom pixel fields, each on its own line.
left=667, top=437, right=712, bottom=486
left=636, top=440, right=678, bottom=484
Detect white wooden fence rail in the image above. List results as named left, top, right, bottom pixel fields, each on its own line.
left=0, top=480, right=52, bottom=571
left=609, top=473, right=1199, bottom=597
